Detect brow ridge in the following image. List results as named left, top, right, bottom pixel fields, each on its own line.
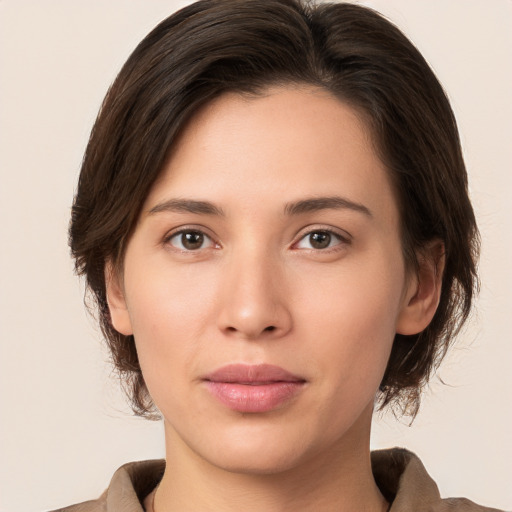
left=284, top=196, right=372, bottom=217
left=148, top=196, right=371, bottom=218
left=148, top=199, right=225, bottom=216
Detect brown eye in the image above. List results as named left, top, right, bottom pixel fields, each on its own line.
left=168, top=230, right=213, bottom=251
left=295, top=229, right=347, bottom=251
left=309, top=232, right=331, bottom=249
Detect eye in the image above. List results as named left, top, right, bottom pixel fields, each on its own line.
left=295, top=229, right=348, bottom=250
left=167, top=229, right=215, bottom=251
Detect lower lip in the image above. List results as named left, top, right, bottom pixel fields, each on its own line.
left=204, top=381, right=305, bottom=413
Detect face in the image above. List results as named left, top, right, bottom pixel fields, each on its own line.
left=108, top=86, right=426, bottom=475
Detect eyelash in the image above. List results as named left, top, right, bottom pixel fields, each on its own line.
left=164, top=227, right=218, bottom=252
left=163, top=227, right=351, bottom=253
left=292, top=228, right=351, bottom=252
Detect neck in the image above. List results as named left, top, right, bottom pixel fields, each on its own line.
left=149, top=408, right=387, bottom=512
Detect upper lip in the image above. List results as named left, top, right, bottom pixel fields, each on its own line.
left=204, top=364, right=305, bottom=384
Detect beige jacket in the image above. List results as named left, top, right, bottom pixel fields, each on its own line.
left=51, top=448, right=505, bottom=511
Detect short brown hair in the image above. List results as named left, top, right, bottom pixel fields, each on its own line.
left=70, top=0, right=479, bottom=418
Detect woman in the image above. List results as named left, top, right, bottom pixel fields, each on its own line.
left=54, top=0, right=501, bottom=510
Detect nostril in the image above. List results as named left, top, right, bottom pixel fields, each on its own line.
left=221, top=324, right=282, bottom=337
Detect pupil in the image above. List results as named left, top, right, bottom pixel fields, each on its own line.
left=310, top=232, right=331, bottom=249
left=182, top=232, right=204, bottom=250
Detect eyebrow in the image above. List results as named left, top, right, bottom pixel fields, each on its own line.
left=148, top=195, right=372, bottom=218
left=284, top=196, right=372, bottom=217
left=148, top=199, right=225, bottom=216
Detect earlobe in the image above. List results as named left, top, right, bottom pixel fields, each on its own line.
left=105, top=261, right=133, bottom=336
left=396, top=241, right=445, bottom=336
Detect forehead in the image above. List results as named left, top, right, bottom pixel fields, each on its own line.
left=144, top=85, right=397, bottom=226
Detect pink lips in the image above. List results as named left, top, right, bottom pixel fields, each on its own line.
left=203, top=364, right=306, bottom=413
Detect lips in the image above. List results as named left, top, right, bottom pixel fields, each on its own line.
left=203, top=364, right=306, bottom=413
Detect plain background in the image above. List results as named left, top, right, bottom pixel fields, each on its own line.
left=0, top=1, right=511, bottom=511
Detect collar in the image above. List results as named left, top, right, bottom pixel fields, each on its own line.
left=98, top=448, right=498, bottom=511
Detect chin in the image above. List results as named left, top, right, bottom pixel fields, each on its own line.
left=209, top=445, right=308, bottom=476
left=191, top=421, right=322, bottom=476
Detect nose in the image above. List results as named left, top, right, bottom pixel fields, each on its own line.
left=216, top=252, right=293, bottom=340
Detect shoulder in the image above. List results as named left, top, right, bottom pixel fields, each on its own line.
left=372, top=448, right=506, bottom=512
left=438, top=498, right=506, bottom=511
left=47, top=459, right=165, bottom=512
left=49, top=498, right=106, bottom=512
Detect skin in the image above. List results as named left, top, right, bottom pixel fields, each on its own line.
left=107, top=85, right=442, bottom=512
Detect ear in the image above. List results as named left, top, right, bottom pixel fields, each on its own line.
left=105, top=261, right=133, bottom=336
left=396, top=241, right=445, bottom=335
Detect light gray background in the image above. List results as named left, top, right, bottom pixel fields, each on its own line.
left=1, top=1, right=511, bottom=511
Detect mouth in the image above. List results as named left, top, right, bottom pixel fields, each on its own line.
left=203, top=364, right=306, bottom=413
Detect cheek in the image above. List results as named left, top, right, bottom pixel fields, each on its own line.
left=125, top=252, right=217, bottom=329
left=294, top=250, right=405, bottom=385
left=122, top=258, right=219, bottom=393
